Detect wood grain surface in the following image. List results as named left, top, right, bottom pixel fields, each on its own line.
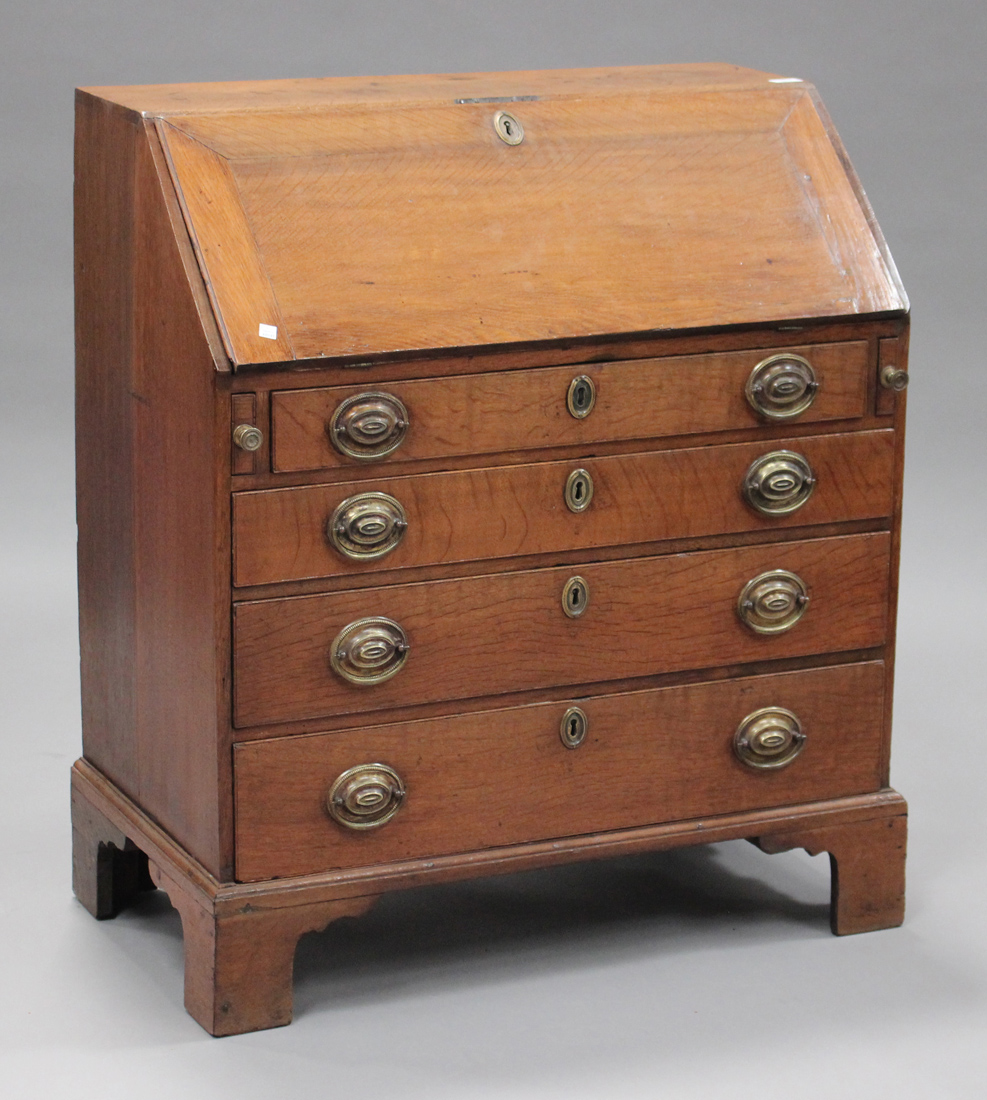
left=234, top=429, right=894, bottom=586
left=233, top=532, right=890, bottom=727
left=76, top=96, right=232, bottom=876
left=233, top=661, right=886, bottom=880
left=756, top=814, right=906, bottom=935
left=270, top=341, right=870, bottom=472
left=114, top=65, right=905, bottom=365
left=157, top=121, right=293, bottom=365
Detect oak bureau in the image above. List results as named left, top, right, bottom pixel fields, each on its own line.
left=71, top=64, right=910, bottom=1035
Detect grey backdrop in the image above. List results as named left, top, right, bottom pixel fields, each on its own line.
left=2, top=2, right=985, bottom=1096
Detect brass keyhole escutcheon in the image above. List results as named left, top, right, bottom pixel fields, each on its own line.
left=328, top=492, right=408, bottom=561
left=737, top=570, right=810, bottom=634
left=562, top=576, right=590, bottom=618
left=742, top=450, right=816, bottom=516
left=560, top=706, right=589, bottom=749
left=745, top=354, right=818, bottom=420
left=493, top=110, right=524, bottom=145
left=566, top=374, right=597, bottom=419
left=326, top=763, right=406, bottom=829
left=329, top=391, right=409, bottom=461
left=564, top=468, right=594, bottom=513
left=330, top=617, right=410, bottom=685
left=733, top=707, right=806, bottom=769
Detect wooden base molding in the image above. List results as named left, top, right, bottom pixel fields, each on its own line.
left=71, top=759, right=907, bottom=1036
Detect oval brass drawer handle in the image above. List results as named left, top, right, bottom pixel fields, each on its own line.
left=326, top=763, right=406, bottom=829
left=734, top=707, right=806, bottom=769
left=330, top=617, right=409, bottom=685
left=745, top=353, right=818, bottom=420
left=742, top=450, right=816, bottom=516
left=737, top=569, right=809, bottom=634
left=329, top=391, right=409, bottom=460
left=328, top=492, right=408, bottom=561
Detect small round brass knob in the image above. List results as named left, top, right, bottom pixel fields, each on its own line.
left=560, top=706, right=588, bottom=749
left=737, top=570, right=810, bottom=634
left=564, top=468, right=594, bottom=513
left=734, top=707, right=806, bottom=769
left=562, top=576, right=590, bottom=618
left=746, top=354, right=818, bottom=420
left=329, top=392, right=409, bottom=461
left=880, top=365, right=909, bottom=391
left=330, top=617, right=409, bottom=685
left=328, top=492, right=408, bottom=561
left=326, top=763, right=406, bottom=829
left=566, top=375, right=597, bottom=419
left=742, top=451, right=816, bottom=516
left=233, top=423, right=263, bottom=452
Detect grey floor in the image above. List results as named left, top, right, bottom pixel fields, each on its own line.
left=3, top=2, right=986, bottom=1096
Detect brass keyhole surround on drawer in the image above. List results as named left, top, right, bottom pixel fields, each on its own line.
left=326, top=763, right=406, bottom=829
left=560, top=706, right=589, bottom=749
left=733, top=707, right=806, bottom=769
left=564, top=468, right=594, bottom=513
left=745, top=354, right=818, bottom=420
left=329, top=391, right=409, bottom=460
left=562, top=576, right=590, bottom=618
left=742, top=450, right=816, bottom=516
left=330, top=617, right=409, bottom=685
left=566, top=374, right=597, bottom=419
left=328, top=492, right=408, bottom=561
left=737, top=569, right=809, bottom=634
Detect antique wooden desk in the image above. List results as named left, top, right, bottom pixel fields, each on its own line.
left=71, top=64, right=910, bottom=1035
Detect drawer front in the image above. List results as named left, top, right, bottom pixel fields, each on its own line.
left=234, top=661, right=886, bottom=881
left=235, top=429, right=893, bottom=586
left=233, top=532, right=890, bottom=727
left=271, top=341, right=870, bottom=472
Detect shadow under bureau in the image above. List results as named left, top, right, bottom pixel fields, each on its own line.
left=71, top=64, right=911, bottom=1035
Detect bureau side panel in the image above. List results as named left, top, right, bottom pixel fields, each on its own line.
left=74, top=93, right=230, bottom=878
left=75, top=92, right=139, bottom=797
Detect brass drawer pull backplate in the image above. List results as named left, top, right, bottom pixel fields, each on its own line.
left=734, top=707, right=806, bottom=769
left=329, top=391, right=409, bottom=460
left=743, top=450, right=816, bottom=516
left=737, top=569, right=810, bottom=634
left=330, top=617, right=409, bottom=685
left=326, top=763, right=406, bottom=829
left=328, top=492, right=408, bottom=561
left=746, top=353, right=818, bottom=420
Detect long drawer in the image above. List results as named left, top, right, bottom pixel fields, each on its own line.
left=233, top=532, right=890, bottom=727
left=234, top=429, right=893, bottom=586
left=233, top=661, right=886, bottom=881
left=270, top=341, right=871, bottom=472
